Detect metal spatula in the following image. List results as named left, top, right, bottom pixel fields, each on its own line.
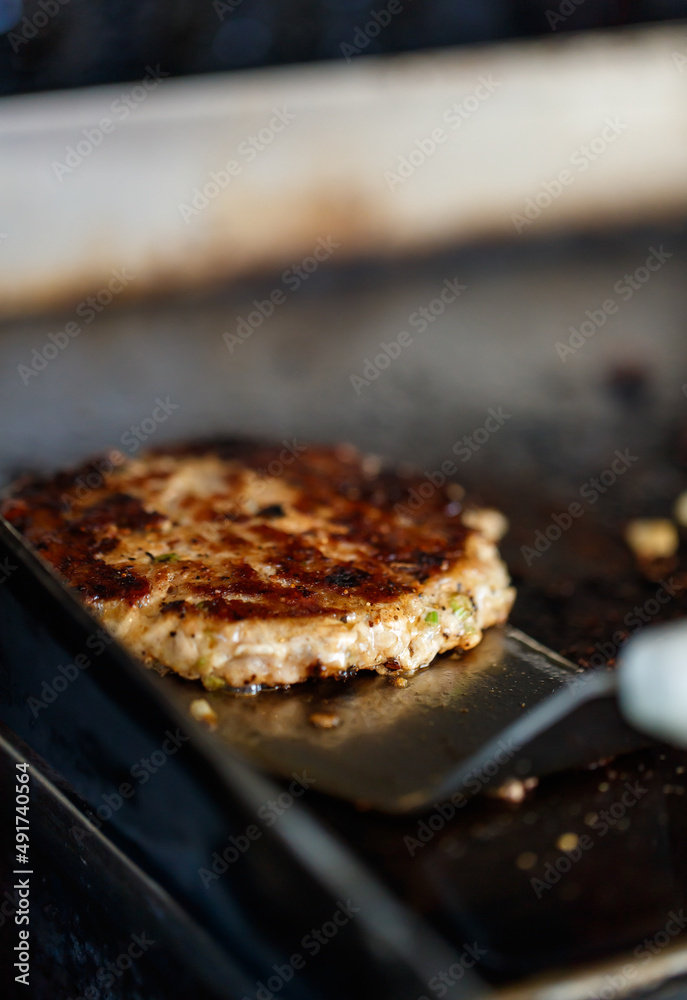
left=158, top=622, right=684, bottom=814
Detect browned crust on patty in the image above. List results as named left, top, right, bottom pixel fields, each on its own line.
left=2, top=439, right=515, bottom=688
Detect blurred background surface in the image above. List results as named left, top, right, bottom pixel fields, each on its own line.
left=2, top=0, right=687, bottom=94
left=2, top=4, right=687, bottom=665
left=1, top=6, right=687, bottom=665
left=3, top=6, right=687, bottom=998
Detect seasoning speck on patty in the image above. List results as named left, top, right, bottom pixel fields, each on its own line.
left=2, top=439, right=515, bottom=689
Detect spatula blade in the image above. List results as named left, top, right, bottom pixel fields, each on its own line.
left=158, top=626, right=650, bottom=813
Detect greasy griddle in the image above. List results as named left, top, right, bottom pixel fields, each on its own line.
left=158, top=626, right=579, bottom=810
left=156, top=624, right=649, bottom=813
left=2, top=441, right=687, bottom=988
left=151, top=452, right=687, bottom=978
left=330, top=470, right=687, bottom=979
left=2, top=223, right=687, bottom=995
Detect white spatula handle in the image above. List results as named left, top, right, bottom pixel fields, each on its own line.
left=618, top=621, right=687, bottom=748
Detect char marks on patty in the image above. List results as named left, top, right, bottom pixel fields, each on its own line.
left=2, top=440, right=515, bottom=689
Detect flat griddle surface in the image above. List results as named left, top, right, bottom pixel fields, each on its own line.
left=156, top=626, right=580, bottom=812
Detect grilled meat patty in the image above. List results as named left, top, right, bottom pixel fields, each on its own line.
left=2, top=440, right=515, bottom=689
